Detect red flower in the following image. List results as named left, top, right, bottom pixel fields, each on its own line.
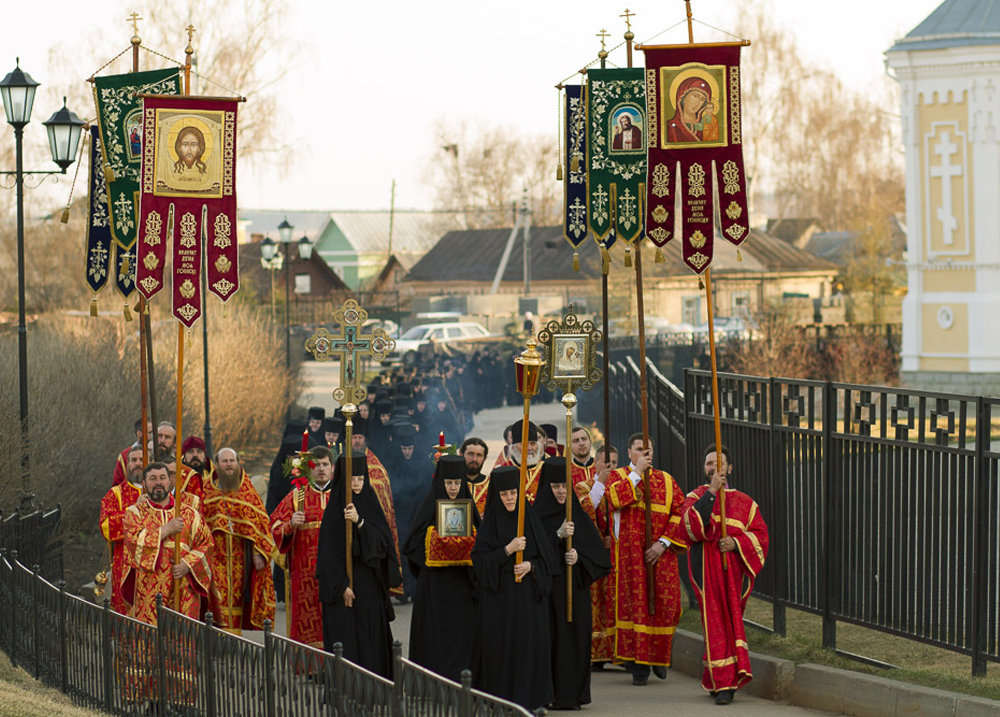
left=291, top=468, right=301, bottom=477
left=308, top=461, right=315, bottom=469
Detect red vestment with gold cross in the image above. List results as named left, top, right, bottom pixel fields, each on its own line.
left=606, top=466, right=687, bottom=667
left=201, top=470, right=277, bottom=633
left=100, top=480, right=142, bottom=615
left=111, top=445, right=131, bottom=487
left=681, top=485, right=768, bottom=693
left=270, top=483, right=330, bottom=647
left=574, top=461, right=617, bottom=664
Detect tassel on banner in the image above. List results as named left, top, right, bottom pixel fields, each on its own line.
left=655, top=248, right=665, bottom=264
left=60, top=208, right=70, bottom=224
left=144, top=302, right=150, bottom=316
left=624, top=246, right=633, bottom=268
left=572, top=251, right=580, bottom=272
left=123, top=301, right=133, bottom=322
left=557, top=163, right=564, bottom=181
left=224, top=303, right=229, bottom=318
left=601, top=245, right=611, bottom=275
left=699, top=277, right=705, bottom=290
left=737, top=248, right=743, bottom=262
left=133, top=301, right=141, bottom=317
left=90, top=294, right=98, bottom=317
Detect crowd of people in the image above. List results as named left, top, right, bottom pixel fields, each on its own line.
left=97, top=353, right=769, bottom=711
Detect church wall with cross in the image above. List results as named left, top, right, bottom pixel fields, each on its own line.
left=888, top=0, right=1000, bottom=396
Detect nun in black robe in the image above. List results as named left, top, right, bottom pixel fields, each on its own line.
left=267, top=420, right=307, bottom=602
left=316, top=452, right=402, bottom=678
left=534, top=458, right=612, bottom=709
left=403, top=455, right=480, bottom=681
left=471, top=466, right=560, bottom=710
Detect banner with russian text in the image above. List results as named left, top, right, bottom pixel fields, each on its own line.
left=586, top=68, right=646, bottom=245
left=642, top=44, right=749, bottom=274
left=93, top=68, right=181, bottom=251
left=135, top=95, right=239, bottom=328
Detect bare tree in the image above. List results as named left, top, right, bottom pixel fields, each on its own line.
left=426, top=119, right=561, bottom=230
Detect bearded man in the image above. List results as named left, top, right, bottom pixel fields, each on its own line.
left=100, top=445, right=145, bottom=614
left=461, top=437, right=490, bottom=516
left=182, top=436, right=212, bottom=479
left=111, top=418, right=150, bottom=486
left=202, top=447, right=277, bottom=634
left=494, top=420, right=545, bottom=503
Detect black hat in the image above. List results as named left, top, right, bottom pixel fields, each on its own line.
left=490, top=466, right=521, bottom=492
left=374, top=399, right=392, bottom=414
left=353, top=416, right=368, bottom=435
left=375, top=388, right=390, bottom=401
left=283, top=419, right=308, bottom=438
left=541, top=457, right=567, bottom=484
left=438, top=455, right=466, bottom=480
left=337, top=452, right=368, bottom=476
left=396, top=382, right=412, bottom=397
left=396, top=424, right=417, bottom=446
left=540, top=424, right=558, bottom=442
left=322, top=417, right=344, bottom=434
left=509, top=420, right=539, bottom=443
left=307, top=406, right=326, bottom=421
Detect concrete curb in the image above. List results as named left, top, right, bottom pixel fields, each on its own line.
left=671, top=629, right=1000, bottom=716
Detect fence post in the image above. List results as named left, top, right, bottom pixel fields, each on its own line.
left=9, top=550, right=18, bottom=669
left=58, top=580, right=67, bottom=695
left=101, top=598, right=114, bottom=714
left=333, top=643, right=345, bottom=717
left=821, top=381, right=837, bottom=650
left=768, top=377, right=787, bottom=636
left=31, top=564, right=40, bottom=679
left=460, top=669, right=473, bottom=717
left=971, top=397, right=989, bottom=677
left=204, top=613, right=217, bottom=717
left=264, top=619, right=276, bottom=717
left=391, top=640, right=403, bottom=717
left=156, top=594, right=166, bottom=711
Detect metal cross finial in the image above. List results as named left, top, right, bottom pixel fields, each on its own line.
left=127, top=12, right=143, bottom=35
left=185, top=24, right=197, bottom=55
left=596, top=28, right=611, bottom=52
left=621, top=8, right=635, bottom=32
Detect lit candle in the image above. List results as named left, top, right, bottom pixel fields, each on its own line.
left=302, top=429, right=309, bottom=452
left=439, top=431, right=445, bottom=447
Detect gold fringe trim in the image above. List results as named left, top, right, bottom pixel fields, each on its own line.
left=90, top=295, right=98, bottom=317
left=601, top=246, right=610, bottom=275
left=556, top=163, right=564, bottom=181
left=654, top=248, right=665, bottom=263
left=123, top=301, right=133, bottom=322
left=572, top=251, right=580, bottom=272
left=624, top=246, right=633, bottom=268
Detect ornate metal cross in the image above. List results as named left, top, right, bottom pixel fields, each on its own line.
left=127, top=12, right=143, bottom=35
left=620, top=8, right=635, bottom=32
left=596, top=28, right=611, bottom=52
left=305, top=299, right=395, bottom=406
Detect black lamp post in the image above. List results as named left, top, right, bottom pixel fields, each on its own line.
left=259, top=217, right=313, bottom=370
left=0, top=59, right=83, bottom=512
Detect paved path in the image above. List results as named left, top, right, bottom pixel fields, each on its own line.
left=282, top=359, right=837, bottom=716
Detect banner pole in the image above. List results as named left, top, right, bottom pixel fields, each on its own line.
left=343, top=405, right=356, bottom=591
left=130, top=18, right=150, bottom=468
left=562, top=386, right=576, bottom=622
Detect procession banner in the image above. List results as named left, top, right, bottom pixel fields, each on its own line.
left=85, top=127, right=112, bottom=309
left=562, top=85, right=591, bottom=250
left=586, top=68, right=646, bottom=245
left=642, top=44, right=749, bottom=274
left=93, top=68, right=182, bottom=251
left=114, top=243, right=137, bottom=301
left=135, top=95, right=239, bottom=328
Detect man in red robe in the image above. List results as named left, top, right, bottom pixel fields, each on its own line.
left=681, top=444, right=769, bottom=705
left=100, top=445, right=144, bottom=614
left=461, top=437, right=490, bottom=517
left=201, top=447, right=277, bottom=634
left=270, top=445, right=336, bottom=647
left=575, top=441, right=619, bottom=668
left=604, top=433, right=687, bottom=685
left=111, top=418, right=150, bottom=486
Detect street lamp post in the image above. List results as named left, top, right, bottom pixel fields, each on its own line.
left=0, top=59, right=83, bottom=512
left=260, top=218, right=314, bottom=370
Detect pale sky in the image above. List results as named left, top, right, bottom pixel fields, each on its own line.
left=6, top=0, right=945, bottom=214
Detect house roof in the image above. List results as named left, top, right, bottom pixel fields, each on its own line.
left=406, top=225, right=838, bottom=284
left=804, top=216, right=907, bottom=266
left=240, top=239, right=351, bottom=293
left=765, top=217, right=821, bottom=245
left=240, top=210, right=331, bottom=242
left=329, top=211, right=451, bottom=257
left=888, top=0, right=1000, bottom=53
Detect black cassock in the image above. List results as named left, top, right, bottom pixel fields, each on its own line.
left=391, top=451, right=430, bottom=598
left=471, top=466, right=560, bottom=710
left=316, top=453, right=402, bottom=679
left=403, top=455, right=480, bottom=681
left=534, top=459, right=611, bottom=709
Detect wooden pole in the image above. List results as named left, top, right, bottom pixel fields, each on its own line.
left=131, top=20, right=150, bottom=468
left=598, top=46, right=614, bottom=543
left=342, top=404, right=356, bottom=591
left=562, top=387, right=577, bottom=622
left=172, top=326, right=184, bottom=611
left=703, top=268, right=727, bottom=568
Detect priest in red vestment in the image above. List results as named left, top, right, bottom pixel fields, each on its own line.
left=111, top=418, right=150, bottom=486
left=99, top=445, right=145, bottom=614
left=491, top=420, right=545, bottom=503
left=202, top=448, right=277, bottom=634
left=681, top=444, right=769, bottom=705
left=604, top=433, right=687, bottom=685
left=270, top=445, right=336, bottom=647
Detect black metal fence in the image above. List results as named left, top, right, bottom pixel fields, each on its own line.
left=581, top=357, right=1000, bottom=676
left=0, top=505, right=62, bottom=582
left=0, top=549, right=535, bottom=716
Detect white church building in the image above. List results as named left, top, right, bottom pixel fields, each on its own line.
left=887, top=0, right=1000, bottom=395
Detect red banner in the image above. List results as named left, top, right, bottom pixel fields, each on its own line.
left=135, top=96, right=239, bottom=327
left=642, top=44, right=749, bottom=274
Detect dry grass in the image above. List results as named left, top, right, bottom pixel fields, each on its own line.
left=678, top=597, right=1000, bottom=700
left=0, top=653, right=95, bottom=717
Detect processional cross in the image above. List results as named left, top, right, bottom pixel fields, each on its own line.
left=305, top=299, right=395, bottom=589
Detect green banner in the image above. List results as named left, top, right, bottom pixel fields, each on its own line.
left=586, top=68, right=647, bottom=244
left=93, top=68, right=181, bottom=250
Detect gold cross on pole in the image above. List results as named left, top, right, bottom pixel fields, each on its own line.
left=127, top=12, right=142, bottom=35
left=596, top=28, right=611, bottom=53
left=185, top=24, right=197, bottom=56
left=620, top=8, right=635, bottom=32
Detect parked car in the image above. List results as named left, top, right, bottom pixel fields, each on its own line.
left=691, top=316, right=755, bottom=341
left=382, top=321, right=493, bottom=365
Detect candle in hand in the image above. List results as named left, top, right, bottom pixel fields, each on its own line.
left=302, top=429, right=309, bottom=452
left=439, top=431, right=445, bottom=447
